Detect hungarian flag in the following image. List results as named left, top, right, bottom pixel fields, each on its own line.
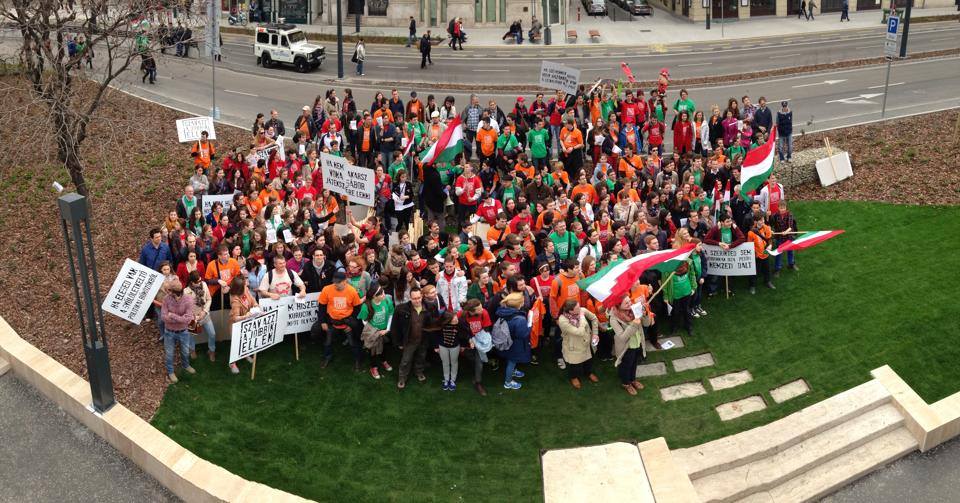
left=769, top=230, right=844, bottom=255
left=402, top=131, right=416, bottom=157
left=740, top=126, right=778, bottom=195
left=579, top=244, right=697, bottom=308
left=420, top=117, right=464, bottom=166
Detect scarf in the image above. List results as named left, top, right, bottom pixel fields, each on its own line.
left=563, top=311, right=581, bottom=328
left=614, top=306, right=634, bottom=324
left=189, top=282, right=205, bottom=308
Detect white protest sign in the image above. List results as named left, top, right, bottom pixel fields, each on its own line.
left=228, top=304, right=288, bottom=363
left=176, top=116, right=217, bottom=143
left=255, top=144, right=279, bottom=163
left=101, top=259, right=165, bottom=324
left=201, top=193, right=235, bottom=217
left=320, top=152, right=375, bottom=206
left=815, top=151, right=854, bottom=187
left=266, top=228, right=278, bottom=244
left=539, top=61, right=581, bottom=96
left=703, top=242, right=756, bottom=276
left=259, top=293, right=320, bottom=336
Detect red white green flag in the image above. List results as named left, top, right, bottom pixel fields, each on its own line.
left=740, top=126, right=778, bottom=195
left=769, top=230, right=844, bottom=255
left=579, top=243, right=697, bottom=307
left=402, top=131, right=416, bottom=156
left=420, top=117, right=464, bottom=166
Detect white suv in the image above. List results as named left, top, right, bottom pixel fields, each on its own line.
left=254, top=24, right=325, bottom=72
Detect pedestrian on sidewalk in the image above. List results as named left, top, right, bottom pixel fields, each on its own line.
left=808, top=0, right=816, bottom=20
left=420, top=31, right=434, bottom=68
left=840, top=0, right=850, bottom=21
left=776, top=100, right=793, bottom=161
left=798, top=0, right=808, bottom=19
left=140, top=53, right=157, bottom=84
left=407, top=16, right=417, bottom=47
left=452, top=18, right=464, bottom=50
left=352, top=38, right=366, bottom=76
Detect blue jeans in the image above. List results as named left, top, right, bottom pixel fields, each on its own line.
left=356, top=60, right=364, bottom=75
left=504, top=360, right=518, bottom=385
left=774, top=250, right=795, bottom=270
left=778, top=134, right=793, bottom=160
left=406, top=33, right=416, bottom=47
left=164, top=329, right=192, bottom=374
left=515, top=31, right=523, bottom=44
left=189, top=315, right=216, bottom=353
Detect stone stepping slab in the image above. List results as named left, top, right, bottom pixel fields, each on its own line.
left=672, top=353, right=715, bottom=373
left=636, top=362, right=667, bottom=378
left=708, top=370, right=753, bottom=391
left=716, top=395, right=767, bottom=421
left=771, top=379, right=811, bottom=403
left=660, top=381, right=708, bottom=401
left=645, top=336, right=685, bottom=352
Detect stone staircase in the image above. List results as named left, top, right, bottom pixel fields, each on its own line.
left=673, top=379, right=919, bottom=503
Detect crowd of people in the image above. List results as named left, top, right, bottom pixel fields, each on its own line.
left=141, top=74, right=801, bottom=396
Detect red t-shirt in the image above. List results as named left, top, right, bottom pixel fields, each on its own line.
left=475, top=200, right=502, bottom=225
left=464, top=309, right=492, bottom=335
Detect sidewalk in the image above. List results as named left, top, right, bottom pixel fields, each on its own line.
left=221, top=6, right=958, bottom=47
left=0, top=374, right=179, bottom=503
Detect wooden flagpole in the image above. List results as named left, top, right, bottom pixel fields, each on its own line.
left=251, top=354, right=257, bottom=380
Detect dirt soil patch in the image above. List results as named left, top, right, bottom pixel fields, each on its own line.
left=792, top=109, right=960, bottom=205
left=0, top=77, right=251, bottom=419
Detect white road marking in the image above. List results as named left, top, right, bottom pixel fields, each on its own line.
left=475, top=69, right=509, bottom=72
left=677, top=62, right=713, bottom=67
left=769, top=53, right=801, bottom=59
left=377, top=65, right=407, bottom=69
left=867, top=82, right=905, bottom=89
left=792, top=79, right=848, bottom=88
left=223, top=89, right=258, bottom=97
left=825, top=92, right=884, bottom=104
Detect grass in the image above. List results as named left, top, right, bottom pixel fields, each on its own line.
left=151, top=200, right=960, bottom=502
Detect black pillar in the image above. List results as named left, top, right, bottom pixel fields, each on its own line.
left=58, top=193, right=115, bottom=414
left=337, top=0, right=344, bottom=78
left=899, top=0, right=912, bottom=58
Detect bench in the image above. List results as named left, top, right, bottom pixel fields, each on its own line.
left=567, top=29, right=578, bottom=42
left=589, top=29, right=601, bottom=42
left=529, top=31, right=542, bottom=43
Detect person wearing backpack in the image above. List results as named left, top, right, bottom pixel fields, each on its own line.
left=258, top=255, right=307, bottom=300
left=495, top=293, right=531, bottom=390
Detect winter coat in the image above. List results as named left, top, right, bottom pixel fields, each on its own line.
left=557, top=309, right=598, bottom=365
left=495, top=306, right=531, bottom=363
left=610, top=313, right=645, bottom=367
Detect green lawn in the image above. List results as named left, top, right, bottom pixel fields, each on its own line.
left=151, top=201, right=960, bottom=502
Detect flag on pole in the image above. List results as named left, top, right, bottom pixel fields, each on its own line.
left=419, top=117, right=464, bottom=166
left=769, top=230, right=845, bottom=256
left=402, top=131, right=416, bottom=157
left=740, top=126, right=778, bottom=195
left=579, top=244, right=697, bottom=308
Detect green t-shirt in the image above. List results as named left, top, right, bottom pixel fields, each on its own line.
left=406, top=122, right=426, bottom=146
left=436, top=162, right=462, bottom=186
left=497, top=134, right=519, bottom=152
left=672, top=98, right=696, bottom=116
left=526, top=129, right=550, bottom=160
left=720, top=227, right=732, bottom=244
left=726, top=145, right=745, bottom=160
left=358, top=296, right=395, bottom=331
left=389, top=160, right=406, bottom=180
left=500, top=185, right=518, bottom=205
left=549, top=231, right=581, bottom=261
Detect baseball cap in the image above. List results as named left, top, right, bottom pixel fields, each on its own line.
left=431, top=110, right=440, bottom=118
left=517, top=96, right=525, bottom=102
left=302, top=105, right=310, bottom=111
left=781, top=100, right=789, bottom=107
left=333, top=270, right=347, bottom=282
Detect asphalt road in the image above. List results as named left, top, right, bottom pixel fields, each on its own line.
left=117, top=50, right=960, bottom=151
left=212, top=21, right=960, bottom=85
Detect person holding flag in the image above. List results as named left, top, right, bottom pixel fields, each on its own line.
left=746, top=214, right=776, bottom=295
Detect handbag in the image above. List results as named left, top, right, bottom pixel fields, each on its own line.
left=350, top=51, right=359, bottom=63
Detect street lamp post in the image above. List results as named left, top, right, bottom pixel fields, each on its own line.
left=58, top=193, right=116, bottom=414
left=337, top=0, right=344, bottom=78
left=545, top=0, right=552, bottom=45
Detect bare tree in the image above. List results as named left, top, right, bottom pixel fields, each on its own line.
left=0, top=0, right=204, bottom=196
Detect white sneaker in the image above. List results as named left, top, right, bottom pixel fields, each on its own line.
left=229, top=363, right=240, bottom=374
left=184, top=366, right=196, bottom=375
left=557, top=358, right=566, bottom=370
left=167, top=373, right=178, bottom=383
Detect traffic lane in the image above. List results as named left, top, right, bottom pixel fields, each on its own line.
left=121, top=52, right=959, bottom=154
left=214, top=26, right=960, bottom=85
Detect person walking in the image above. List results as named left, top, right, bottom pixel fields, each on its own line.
left=807, top=0, right=816, bottom=20
left=452, top=18, right=464, bottom=50
left=557, top=299, right=599, bottom=389
left=840, top=0, right=850, bottom=21
left=160, top=279, right=197, bottom=383
left=352, top=38, right=366, bottom=76
left=419, top=30, right=434, bottom=69
left=406, top=16, right=417, bottom=47
left=798, top=0, right=808, bottom=19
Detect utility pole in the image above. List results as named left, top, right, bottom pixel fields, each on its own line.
left=706, top=0, right=711, bottom=29
left=899, top=0, right=912, bottom=58
left=545, top=0, right=552, bottom=45
left=337, top=0, right=344, bottom=78
left=720, top=0, right=724, bottom=37
left=207, top=0, right=221, bottom=119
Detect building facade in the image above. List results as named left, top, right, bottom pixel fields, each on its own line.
left=655, top=0, right=953, bottom=22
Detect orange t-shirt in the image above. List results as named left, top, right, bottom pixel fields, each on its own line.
left=559, top=127, right=583, bottom=151
left=549, top=274, right=581, bottom=318
left=534, top=210, right=562, bottom=232
left=361, top=127, right=373, bottom=152
left=191, top=140, right=214, bottom=168
left=465, top=248, right=496, bottom=268
left=571, top=183, right=599, bottom=205
left=372, top=108, right=394, bottom=124
left=514, top=162, right=535, bottom=180
left=619, top=154, right=641, bottom=180
left=477, top=128, right=498, bottom=157
left=319, top=284, right=362, bottom=321
left=204, top=258, right=241, bottom=297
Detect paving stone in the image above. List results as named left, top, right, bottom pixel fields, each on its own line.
left=672, top=353, right=715, bottom=373
left=636, top=362, right=667, bottom=377
left=771, top=379, right=811, bottom=404
left=660, top=381, right=708, bottom=401
left=645, top=336, right=685, bottom=352
left=708, top=370, right=753, bottom=391
left=716, top=396, right=767, bottom=421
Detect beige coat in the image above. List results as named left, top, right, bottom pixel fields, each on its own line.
left=610, top=313, right=646, bottom=368
left=557, top=310, right=599, bottom=365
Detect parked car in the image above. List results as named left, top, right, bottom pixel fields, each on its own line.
left=254, top=23, right=325, bottom=73
left=583, top=0, right=608, bottom=15
left=627, top=0, right=654, bottom=15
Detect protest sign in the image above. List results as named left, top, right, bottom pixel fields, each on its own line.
left=539, top=61, right=581, bottom=96
left=255, top=143, right=279, bottom=163
left=703, top=243, right=756, bottom=276
left=320, top=152, right=375, bottom=206
left=201, top=193, right=235, bottom=217
left=816, top=151, right=853, bottom=187
left=101, top=259, right=165, bottom=324
left=259, top=293, right=320, bottom=336
left=176, top=116, right=217, bottom=143
left=229, top=305, right=288, bottom=364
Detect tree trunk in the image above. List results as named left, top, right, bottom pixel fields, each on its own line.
left=54, top=106, right=89, bottom=197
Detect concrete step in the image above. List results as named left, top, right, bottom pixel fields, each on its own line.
left=739, top=427, right=918, bottom=503
left=675, top=379, right=890, bottom=480
left=692, top=403, right=906, bottom=503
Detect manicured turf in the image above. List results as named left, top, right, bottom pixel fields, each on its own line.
left=151, top=201, right=960, bottom=502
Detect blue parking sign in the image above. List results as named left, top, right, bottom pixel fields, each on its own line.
left=887, top=16, right=899, bottom=35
